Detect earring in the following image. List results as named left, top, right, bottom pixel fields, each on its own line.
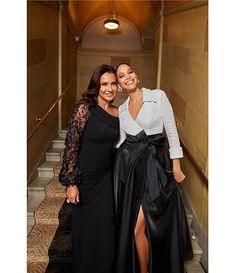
left=118, top=86, right=123, bottom=92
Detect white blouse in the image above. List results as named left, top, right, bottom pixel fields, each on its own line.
left=116, top=87, right=183, bottom=159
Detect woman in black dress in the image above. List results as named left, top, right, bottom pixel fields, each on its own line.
left=59, top=64, right=119, bottom=273
left=114, top=63, right=193, bottom=273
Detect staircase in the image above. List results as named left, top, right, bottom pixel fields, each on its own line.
left=27, top=129, right=206, bottom=273
left=184, top=209, right=205, bottom=273
left=27, top=129, right=67, bottom=273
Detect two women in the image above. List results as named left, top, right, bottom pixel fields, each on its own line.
left=114, top=63, right=193, bottom=273
left=59, top=64, right=119, bottom=273
left=59, top=62, right=193, bottom=273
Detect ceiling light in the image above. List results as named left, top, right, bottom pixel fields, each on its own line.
left=104, top=0, right=119, bottom=30
left=104, top=18, right=119, bottom=30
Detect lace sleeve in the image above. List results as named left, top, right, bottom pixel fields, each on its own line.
left=59, top=103, right=89, bottom=187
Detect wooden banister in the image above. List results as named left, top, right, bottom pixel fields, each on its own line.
left=27, top=86, right=70, bottom=142
left=180, top=137, right=208, bottom=187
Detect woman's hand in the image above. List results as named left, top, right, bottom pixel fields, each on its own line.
left=66, top=184, right=80, bottom=204
left=172, top=159, right=186, bottom=183
left=173, top=169, right=186, bottom=183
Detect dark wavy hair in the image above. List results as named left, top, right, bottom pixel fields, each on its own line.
left=79, top=64, right=116, bottom=108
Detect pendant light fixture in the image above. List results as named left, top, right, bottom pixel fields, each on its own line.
left=103, top=0, right=119, bottom=30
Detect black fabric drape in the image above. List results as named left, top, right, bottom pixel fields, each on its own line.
left=114, top=130, right=193, bottom=273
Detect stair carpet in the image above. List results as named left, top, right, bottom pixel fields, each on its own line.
left=27, top=130, right=67, bottom=273
left=27, top=129, right=205, bottom=273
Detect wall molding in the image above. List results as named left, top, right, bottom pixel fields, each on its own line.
left=61, top=14, right=78, bottom=49
left=164, top=1, right=208, bottom=17
left=79, top=47, right=154, bottom=56
left=154, top=14, right=161, bottom=32
left=35, top=0, right=59, bottom=11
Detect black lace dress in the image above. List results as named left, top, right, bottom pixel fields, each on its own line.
left=59, top=104, right=119, bottom=273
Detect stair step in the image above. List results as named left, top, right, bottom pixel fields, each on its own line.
left=52, top=137, right=65, bottom=149
left=45, top=177, right=66, bottom=197
left=53, top=162, right=62, bottom=177
left=27, top=222, right=34, bottom=236
left=190, top=227, right=198, bottom=241
left=38, top=161, right=59, bottom=177
left=28, top=177, right=52, bottom=197
left=185, top=207, right=193, bottom=227
left=27, top=194, right=46, bottom=228
left=35, top=196, right=65, bottom=225
left=27, top=261, right=48, bottom=273
left=27, top=194, right=45, bottom=216
left=46, top=148, right=64, bottom=162
left=184, top=261, right=205, bottom=273
left=58, top=129, right=67, bottom=138
left=27, top=224, right=58, bottom=263
left=191, top=239, right=203, bottom=262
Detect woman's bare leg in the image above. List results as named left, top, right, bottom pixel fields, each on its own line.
left=134, top=205, right=149, bottom=273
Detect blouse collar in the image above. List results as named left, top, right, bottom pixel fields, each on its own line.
left=119, top=87, right=159, bottom=113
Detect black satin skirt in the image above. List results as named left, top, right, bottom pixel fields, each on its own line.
left=114, top=130, right=193, bottom=273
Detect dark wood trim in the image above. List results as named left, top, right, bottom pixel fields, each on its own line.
left=27, top=86, right=70, bottom=142
left=164, top=1, right=208, bottom=17
left=180, top=137, right=208, bottom=187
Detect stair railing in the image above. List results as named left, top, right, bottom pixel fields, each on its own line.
left=27, top=86, right=70, bottom=142
left=179, top=137, right=208, bottom=187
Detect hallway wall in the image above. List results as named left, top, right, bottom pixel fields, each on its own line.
left=27, top=1, right=78, bottom=182
left=158, top=2, right=208, bottom=269
left=27, top=1, right=59, bottom=181
left=77, top=49, right=156, bottom=107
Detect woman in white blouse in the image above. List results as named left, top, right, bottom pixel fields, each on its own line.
left=114, top=63, right=193, bottom=273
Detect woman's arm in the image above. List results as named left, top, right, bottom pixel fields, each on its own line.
left=59, top=103, right=89, bottom=202
left=172, top=158, right=186, bottom=183
left=161, top=91, right=183, bottom=159
left=161, top=92, right=185, bottom=183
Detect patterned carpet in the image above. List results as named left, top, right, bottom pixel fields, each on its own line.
left=45, top=200, right=75, bottom=273
left=27, top=161, right=75, bottom=273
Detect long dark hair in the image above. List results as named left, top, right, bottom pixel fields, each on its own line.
left=79, top=64, right=116, bottom=108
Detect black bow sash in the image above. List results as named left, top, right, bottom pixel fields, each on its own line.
left=125, top=130, right=173, bottom=203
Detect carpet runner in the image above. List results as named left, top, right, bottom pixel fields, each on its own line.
left=45, top=200, right=75, bottom=273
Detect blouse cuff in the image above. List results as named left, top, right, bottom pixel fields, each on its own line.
left=169, top=147, right=183, bottom=159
